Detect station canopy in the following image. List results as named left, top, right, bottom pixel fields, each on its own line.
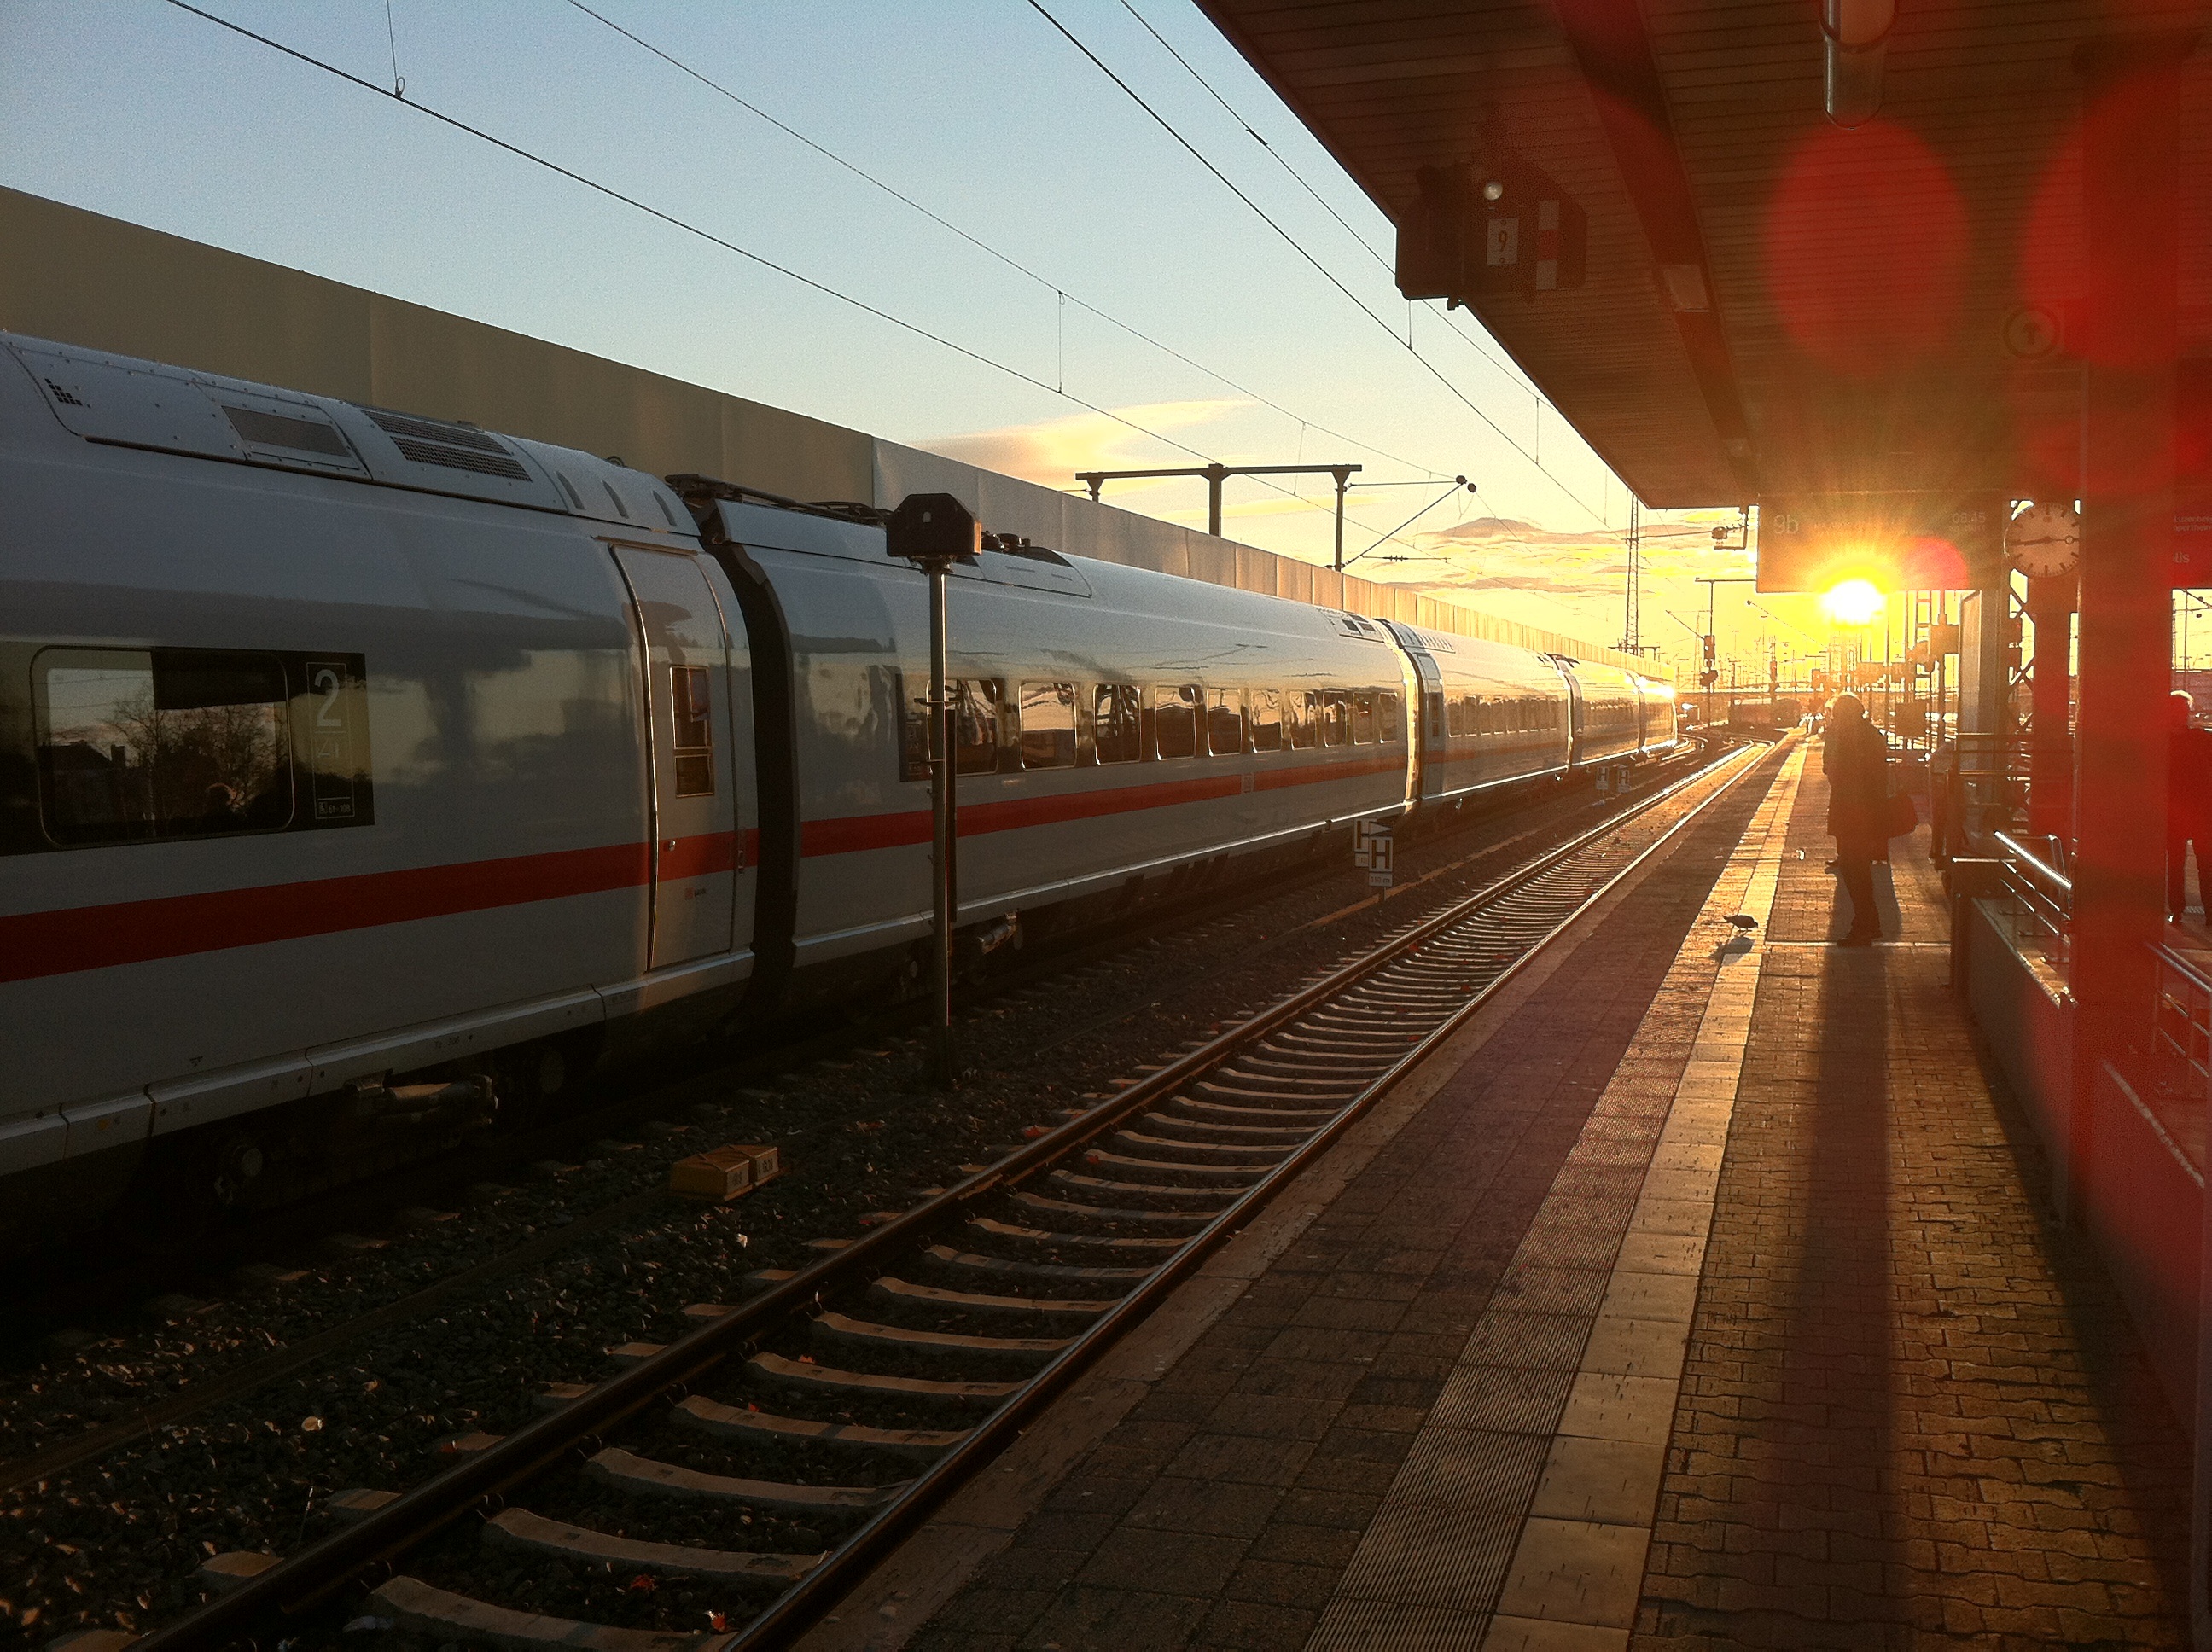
left=1199, top=0, right=2211, bottom=590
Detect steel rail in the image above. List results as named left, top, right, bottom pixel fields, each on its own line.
left=136, top=741, right=1772, bottom=1652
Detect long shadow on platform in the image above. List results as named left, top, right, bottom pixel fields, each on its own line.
left=1778, top=949, right=1900, bottom=1625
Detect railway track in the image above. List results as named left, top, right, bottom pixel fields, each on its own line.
left=0, top=753, right=1711, bottom=1519
left=131, top=740, right=1773, bottom=1652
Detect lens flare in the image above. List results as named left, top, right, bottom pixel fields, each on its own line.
left=1821, top=579, right=1886, bottom=625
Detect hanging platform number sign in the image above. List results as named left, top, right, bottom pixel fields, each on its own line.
left=1355, top=821, right=1395, bottom=889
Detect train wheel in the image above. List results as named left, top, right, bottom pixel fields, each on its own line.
left=208, top=1130, right=269, bottom=1208
left=493, top=1035, right=593, bottom=1132
left=126, top=1126, right=271, bottom=1246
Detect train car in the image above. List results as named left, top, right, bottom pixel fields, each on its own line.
left=0, top=333, right=749, bottom=1240
left=1555, top=658, right=1646, bottom=770
left=0, top=334, right=1417, bottom=1240
left=1382, top=620, right=1573, bottom=811
left=684, top=489, right=1417, bottom=1010
left=1638, top=676, right=1685, bottom=756
left=0, top=330, right=1677, bottom=1246
left=1726, top=695, right=1804, bottom=734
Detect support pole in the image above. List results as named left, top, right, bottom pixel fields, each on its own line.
left=1071, top=463, right=1362, bottom=544
left=2025, top=576, right=2076, bottom=839
left=2067, top=37, right=2186, bottom=1222
left=884, top=492, right=981, bottom=1092
left=1624, top=496, right=1642, bottom=653
left=926, top=561, right=958, bottom=1089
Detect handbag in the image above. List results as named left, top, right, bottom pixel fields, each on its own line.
left=1883, top=788, right=1918, bottom=838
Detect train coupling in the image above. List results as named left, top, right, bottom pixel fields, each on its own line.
left=969, top=915, right=1022, bottom=957
left=348, top=1074, right=498, bottom=1130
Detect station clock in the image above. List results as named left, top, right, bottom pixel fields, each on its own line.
left=2006, top=502, right=2081, bottom=579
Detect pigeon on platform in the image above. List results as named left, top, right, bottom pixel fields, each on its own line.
left=1726, top=915, right=1759, bottom=930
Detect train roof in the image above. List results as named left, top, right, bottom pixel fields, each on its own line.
left=0, top=332, right=695, bottom=542
left=696, top=492, right=1414, bottom=652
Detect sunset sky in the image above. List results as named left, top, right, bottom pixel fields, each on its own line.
left=0, top=0, right=1831, bottom=682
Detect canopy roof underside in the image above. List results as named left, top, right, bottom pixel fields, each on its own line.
left=1202, top=0, right=2211, bottom=509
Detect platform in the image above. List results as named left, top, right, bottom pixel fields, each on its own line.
left=811, top=742, right=2193, bottom=1652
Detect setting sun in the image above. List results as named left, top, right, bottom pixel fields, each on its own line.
left=1820, top=578, right=1886, bottom=626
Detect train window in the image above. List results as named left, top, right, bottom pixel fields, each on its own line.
left=1427, top=692, right=1446, bottom=740
left=899, top=683, right=928, bottom=782
left=670, top=665, right=714, bottom=796
left=1094, top=683, right=1141, bottom=765
left=1351, top=689, right=1375, bottom=745
left=33, top=648, right=294, bottom=844
left=954, top=678, right=1002, bottom=775
left=1250, top=687, right=1283, bottom=752
left=1319, top=689, right=1349, bottom=747
left=1380, top=691, right=1403, bottom=742
left=1288, top=690, right=1318, bottom=750
left=1206, top=687, right=1245, bottom=756
left=1446, top=696, right=1464, bottom=737
left=1153, top=683, right=1200, bottom=759
left=1019, top=682, right=1077, bottom=769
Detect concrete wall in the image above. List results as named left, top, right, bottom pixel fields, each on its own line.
left=0, top=185, right=1656, bottom=676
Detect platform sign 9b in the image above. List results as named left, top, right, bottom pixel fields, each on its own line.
left=1755, top=492, right=2004, bottom=593
left=1355, top=821, right=1395, bottom=888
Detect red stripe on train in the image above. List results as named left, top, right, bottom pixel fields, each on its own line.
left=3, top=753, right=1406, bottom=982
left=800, top=753, right=1402, bottom=855
left=0, top=841, right=655, bottom=986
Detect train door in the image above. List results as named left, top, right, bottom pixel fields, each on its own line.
left=1408, top=651, right=1444, bottom=800
left=1559, top=667, right=1588, bottom=768
left=610, top=544, right=740, bottom=969
left=1385, top=623, right=1447, bottom=801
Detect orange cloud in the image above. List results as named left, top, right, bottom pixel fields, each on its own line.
left=917, top=400, right=1249, bottom=489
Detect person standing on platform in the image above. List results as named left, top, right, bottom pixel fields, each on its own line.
left=1826, top=693, right=1889, bottom=945
left=2168, top=691, right=2210, bottom=921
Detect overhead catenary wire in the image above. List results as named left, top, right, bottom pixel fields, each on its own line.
left=382, top=0, right=404, bottom=96
left=563, top=0, right=1448, bottom=487
left=156, top=0, right=1447, bottom=561
left=1341, top=480, right=1476, bottom=571
left=1026, top=0, right=1610, bottom=526
left=1109, top=0, right=1540, bottom=398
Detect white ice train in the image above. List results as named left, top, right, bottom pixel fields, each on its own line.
left=0, top=333, right=1679, bottom=1242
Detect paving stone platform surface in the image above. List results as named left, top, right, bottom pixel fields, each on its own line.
left=898, top=745, right=2193, bottom=1652
left=1634, top=751, right=2192, bottom=1649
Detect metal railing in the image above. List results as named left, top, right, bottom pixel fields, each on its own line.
left=1954, top=730, right=2026, bottom=849
left=2153, top=941, right=2212, bottom=1107
left=1976, top=829, right=2073, bottom=982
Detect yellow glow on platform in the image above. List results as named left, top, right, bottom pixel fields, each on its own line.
left=1820, top=579, right=1886, bottom=626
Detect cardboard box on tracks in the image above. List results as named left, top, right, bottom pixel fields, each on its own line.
left=667, top=1143, right=782, bottom=1202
